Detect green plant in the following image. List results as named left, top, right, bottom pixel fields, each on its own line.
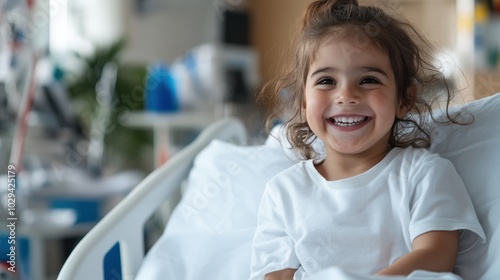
left=65, top=39, right=152, bottom=171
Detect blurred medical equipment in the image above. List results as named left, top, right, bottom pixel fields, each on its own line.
left=145, top=43, right=259, bottom=116
left=137, top=41, right=259, bottom=166
left=0, top=3, right=145, bottom=280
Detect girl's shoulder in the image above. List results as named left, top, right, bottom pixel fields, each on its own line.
left=393, top=146, right=446, bottom=165
left=269, top=159, right=314, bottom=180
left=393, top=146, right=459, bottom=178
left=265, top=159, right=318, bottom=190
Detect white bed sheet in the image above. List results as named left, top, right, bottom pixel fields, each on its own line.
left=135, top=140, right=297, bottom=279
left=310, top=268, right=462, bottom=280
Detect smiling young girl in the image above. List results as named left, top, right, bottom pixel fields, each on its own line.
left=249, top=1, right=485, bottom=279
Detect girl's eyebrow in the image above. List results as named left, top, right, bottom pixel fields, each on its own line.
left=310, top=66, right=389, bottom=78
left=310, top=67, right=335, bottom=78
left=361, top=66, right=389, bottom=78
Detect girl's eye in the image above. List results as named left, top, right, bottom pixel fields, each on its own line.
left=317, top=77, right=335, bottom=85
left=360, top=77, right=380, bottom=84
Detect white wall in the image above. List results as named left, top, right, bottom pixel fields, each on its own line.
left=80, top=0, right=125, bottom=48
left=48, top=0, right=220, bottom=65
left=121, top=1, right=219, bottom=64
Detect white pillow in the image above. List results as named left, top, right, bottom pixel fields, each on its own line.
left=135, top=140, right=296, bottom=280
left=426, top=93, right=500, bottom=279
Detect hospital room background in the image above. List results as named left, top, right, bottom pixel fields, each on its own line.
left=0, top=0, right=499, bottom=279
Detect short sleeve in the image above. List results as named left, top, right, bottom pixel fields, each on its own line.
left=409, top=156, right=486, bottom=253
left=249, top=185, right=300, bottom=280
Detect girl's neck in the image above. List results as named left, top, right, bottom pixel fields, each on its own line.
left=315, top=145, right=392, bottom=181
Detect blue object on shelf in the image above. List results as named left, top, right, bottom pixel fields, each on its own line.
left=145, top=63, right=179, bottom=112
left=50, top=198, right=102, bottom=224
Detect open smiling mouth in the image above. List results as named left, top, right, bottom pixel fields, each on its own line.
left=329, top=116, right=371, bottom=127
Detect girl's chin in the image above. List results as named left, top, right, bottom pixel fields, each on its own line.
left=324, top=142, right=368, bottom=156
left=324, top=138, right=391, bottom=158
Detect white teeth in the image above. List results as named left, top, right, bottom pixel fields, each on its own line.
left=332, top=116, right=367, bottom=126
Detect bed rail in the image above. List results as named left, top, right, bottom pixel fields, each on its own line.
left=57, top=117, right=247, bottom=280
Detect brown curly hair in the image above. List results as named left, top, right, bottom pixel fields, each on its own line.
left=259, top=0, right=470, bottom=159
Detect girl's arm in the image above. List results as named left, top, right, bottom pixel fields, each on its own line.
left=265, top=268, right=298, bottom=280
left=377, top=230, right=460, bottom=276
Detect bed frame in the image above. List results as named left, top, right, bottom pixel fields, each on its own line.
left=57, top=117, right=247, bottom=280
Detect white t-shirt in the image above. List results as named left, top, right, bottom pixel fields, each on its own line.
left=249, top=147, right=485, bottom=280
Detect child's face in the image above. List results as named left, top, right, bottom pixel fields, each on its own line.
left=304, top=37, right=404, bottom=158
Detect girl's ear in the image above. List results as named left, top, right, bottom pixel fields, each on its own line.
left=396, top=84, right=417, bottom=118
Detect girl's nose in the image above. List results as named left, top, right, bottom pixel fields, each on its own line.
left=335, top=86, right=360, bottom=105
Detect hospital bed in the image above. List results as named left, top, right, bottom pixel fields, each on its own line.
left=58, top=93, right=500, bottom=280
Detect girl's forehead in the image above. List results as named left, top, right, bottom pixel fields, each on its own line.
left=311, top=35, right=389, bottom=65
left=305, top=27, right=387, bottom=62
